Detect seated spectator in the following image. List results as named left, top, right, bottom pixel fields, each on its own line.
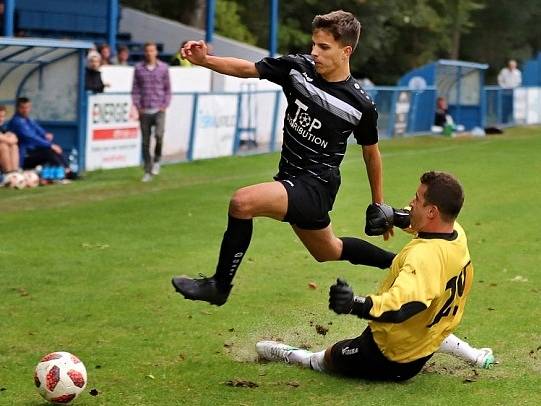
left=432, top=97, right=464, bottom=135
left=434, top=97, right=451, bottom=127
left=85, top=51, right=107, bottom=93
left=170, top=41, right=192, bottom=67
left=8, top=97, right=72, bottom=176
left=0, top=105, right=20, bottom=174
left=112, top=45, right=130, bottom=66
left=97, top=43, right=112, bottom=66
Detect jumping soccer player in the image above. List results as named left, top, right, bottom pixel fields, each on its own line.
left=172, top=10, right=403, bottom=306
left=257, top=172, right=495, bottom=380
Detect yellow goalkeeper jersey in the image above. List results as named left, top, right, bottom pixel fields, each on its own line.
left=368, top=222, right=474, bottom=363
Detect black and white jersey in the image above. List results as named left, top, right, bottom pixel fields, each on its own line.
left=255, top=54, right=378, bottom=184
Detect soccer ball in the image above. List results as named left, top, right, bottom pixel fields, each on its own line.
left=34, top=351, right=87, bottom=404
left=23, top=170, right=40, bottom=188
left=6, top=172, right=26, bottom=189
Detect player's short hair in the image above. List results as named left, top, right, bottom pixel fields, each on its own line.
left=0, top=105, right=6, bottom=112
left=16, top=97, right=31, bottom=107
left=144, top=41, right=157, bottom=50
left=420, top=171, right=464, bottom=222
left=312, top=10, right=361, bottom=51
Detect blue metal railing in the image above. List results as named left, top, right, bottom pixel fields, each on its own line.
left=484, top=86, right=515, bottom=126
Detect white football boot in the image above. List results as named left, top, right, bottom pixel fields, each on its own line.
left=474, top=348, right=495, bottom=369
left=256, top=341, right=300, bottom=363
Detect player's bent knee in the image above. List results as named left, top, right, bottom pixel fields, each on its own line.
left=229, top=189, right=253, bottom=218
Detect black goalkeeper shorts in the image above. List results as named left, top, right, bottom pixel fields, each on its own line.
left=329, top=327, right=433, bottom=381
left=277, top=172, right=340, bottom=230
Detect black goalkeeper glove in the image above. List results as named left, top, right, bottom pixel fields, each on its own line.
left=365, top=203, right=411, bottom=236
left=329, top=278, right=372, bottom=317
left=329, top=278, right=354, bottom=314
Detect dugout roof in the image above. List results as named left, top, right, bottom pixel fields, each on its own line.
left=0, top=37, right=93, bottom=110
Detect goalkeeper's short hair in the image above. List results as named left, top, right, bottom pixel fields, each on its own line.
left=420, top=171, right=464, bottom=222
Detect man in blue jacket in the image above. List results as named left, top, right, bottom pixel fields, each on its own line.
left=8, top=97, right=69, bottom=171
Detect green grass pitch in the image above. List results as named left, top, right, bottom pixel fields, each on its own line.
left=1, top=127, right=540, bottom=405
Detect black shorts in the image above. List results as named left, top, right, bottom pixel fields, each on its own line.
left=329, top=327, right=432, bottom=381
left=277, top=172, right=340, bottom=230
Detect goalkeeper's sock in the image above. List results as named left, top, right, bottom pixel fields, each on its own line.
left=212, top=215, right=253, bottom=290
left=289, top=350, right=327, bottom=372
left=339, top=237, right=396, bottom=269
left=438, top=334, right=483, bottom=364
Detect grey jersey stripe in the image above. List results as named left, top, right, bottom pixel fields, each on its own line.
left=285, top=126, right=331, bottom=156
left=289, top=69, right=362, bottom=125
left=283, top=140, right=303, bottom=159
left=282, top=155, right=328, bottom=183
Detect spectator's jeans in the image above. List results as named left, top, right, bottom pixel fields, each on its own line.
left=140, top=111, right=165, bottom=173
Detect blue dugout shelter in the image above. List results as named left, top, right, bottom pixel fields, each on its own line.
left=399, top=60, right=488, bottom=131
left=0, top=37, right=93, bottom=170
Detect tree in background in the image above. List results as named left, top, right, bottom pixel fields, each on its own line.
left=122, top=0, right=541, bottom=84
left=215, top=1, right=257, bottom=45
left=461, top=0, right=541, bottom=82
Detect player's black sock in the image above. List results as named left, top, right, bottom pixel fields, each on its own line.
left=212, top=215, right=253, bottom=290
left=339, top=237, right=396, bottom=269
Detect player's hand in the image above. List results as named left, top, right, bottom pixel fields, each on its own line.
left=383, top=228, right=394, bottom=241
left=51, top=144, right=62, bottom=154
left=365, top=203, right=411, bottom=237
left=181, top=40, right=208, bottom=66
left=365, top=203, right=394, bottom=236
left=329, top=278, right=354, bottom=314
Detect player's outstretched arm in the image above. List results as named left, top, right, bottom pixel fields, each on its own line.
left=181, top=40, right=259, bottom=78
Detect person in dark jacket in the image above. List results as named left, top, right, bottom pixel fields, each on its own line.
left=85, top=51, right=107, bottom=93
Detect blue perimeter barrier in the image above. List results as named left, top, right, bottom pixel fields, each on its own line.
left=82, top=86, right=520, bottom=170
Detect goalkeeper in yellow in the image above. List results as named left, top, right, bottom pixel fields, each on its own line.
left=257, top=171, right=494, bottom=381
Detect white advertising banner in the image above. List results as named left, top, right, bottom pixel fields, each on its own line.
left=526, top=87, right=541, bottom=124
left=514, top=87, right=541, bottom=124
left=85, top=94, right=141, bottom=170
left=192, top=95, right=239, bottom=160
left=513, top=88, right=527, bottom=124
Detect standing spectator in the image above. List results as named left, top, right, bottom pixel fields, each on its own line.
left=113, top=45, right=130, bottom=66
left=497, top=59, right=522, bottom=89
left=170, top=41, right=193, bottom=67
left=497, top=59, right=521, bottom=123
left=8, top=97, right=70, bottom=174
left=97, top=43, right=112, bottom=66
left=0, top=105, right=20, bottom=174
left=132, top=42, right=171, bottom=182
left=85, top=51, right=107, bottom=93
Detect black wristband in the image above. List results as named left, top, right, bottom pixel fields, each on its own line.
left=393, top=208, right=411, bottom=229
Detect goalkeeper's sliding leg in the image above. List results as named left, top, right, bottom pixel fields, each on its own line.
left=437, top=334, right=495, bottom=368
left=256, top=333, right=495, bottom=380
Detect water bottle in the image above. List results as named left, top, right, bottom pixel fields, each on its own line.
left=41, top=166, right=51, bottom=181
left=53, top=166, right=65, bottom=181
left=69, top=149, right=79, bottom=175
